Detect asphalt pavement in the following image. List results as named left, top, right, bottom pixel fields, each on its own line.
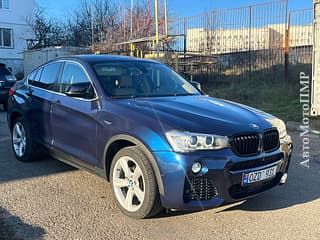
left=1, top=109, right=320, bottom=240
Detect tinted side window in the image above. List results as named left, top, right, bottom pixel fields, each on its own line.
left=28, top=71, right=37, bottom=84
left=59, top=62, right=95, bottom=99
left=28, top=68, right=43, bottom=87
left=38, top=62, right=61, bottom=90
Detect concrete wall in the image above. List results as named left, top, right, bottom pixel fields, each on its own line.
left=23, top=46, right=91, bottom=75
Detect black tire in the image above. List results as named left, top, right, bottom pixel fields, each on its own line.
left=110, top=146, right=162, bottom=218
left=11, top=117, right=43, bottom=162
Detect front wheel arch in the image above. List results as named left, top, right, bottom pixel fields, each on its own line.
left=8, top=111, right=23, bottom=130
left=103, top=134, right=164, bottom=196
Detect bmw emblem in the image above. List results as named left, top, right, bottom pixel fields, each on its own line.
left=250, top=123, right=259, bottom=130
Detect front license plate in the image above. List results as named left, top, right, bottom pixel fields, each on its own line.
left=242, top=165, right=277, bottom=185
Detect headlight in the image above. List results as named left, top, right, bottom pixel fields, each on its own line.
left=277, top=119, right=287, bottom=139
left=0, top=81, right=4, bottom=87
left=266, top=118, right=287, bottom=139
left=165, top=130, right=229, bottom=152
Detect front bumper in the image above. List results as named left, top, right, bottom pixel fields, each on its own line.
left=154, top=135, right=293, bottom=210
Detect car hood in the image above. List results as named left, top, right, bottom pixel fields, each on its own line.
left=124, top=95, right=277, bottom=136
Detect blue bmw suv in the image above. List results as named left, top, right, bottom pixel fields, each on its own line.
left=7, top=55, right=293, bottom=218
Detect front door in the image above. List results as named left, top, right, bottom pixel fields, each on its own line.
left=51, top=61, right=99, bottom=165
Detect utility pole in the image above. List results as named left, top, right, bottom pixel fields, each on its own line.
left=164, top=0, right=168, bottom=36
left=248, top=5, right=252, bottom=82
left=91, top=4, right=95, bottom=51
left=147, top=0, right=151, bottom=36
left=130, top=0, right=134, bottom=56
left=284, top=0, right=289, bottom=82
left=183, top=17, right=187, bottom=74
left=124, top=7, right=126, bottom=41
left=154, top=0, right=159, bottom=58
left=130, top=0, right=133, bottom=40
left=154, top=0, right=159, bottom=45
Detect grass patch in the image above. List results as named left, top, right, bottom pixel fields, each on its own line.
left=206, top=80, right=300, bottom=121
left=200, top=64, right=312, bottom=122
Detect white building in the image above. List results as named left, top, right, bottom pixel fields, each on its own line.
left=187, top=27, right=270, bottom=54
left=0, top=0, right=35, bottom=74
left=187, top=24, right=313, bottom=55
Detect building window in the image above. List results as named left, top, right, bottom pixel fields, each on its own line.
left=0, top=0, right=9, bottom=9
left=0, top=28, right=13, bottom=47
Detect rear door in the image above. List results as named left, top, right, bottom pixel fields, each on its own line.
left=51, top=61, right=99, bottom=165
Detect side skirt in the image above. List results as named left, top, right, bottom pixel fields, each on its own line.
left=48, top=147, right=107, bottom=180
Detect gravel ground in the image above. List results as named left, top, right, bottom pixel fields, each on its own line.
left=1, top=109, right=320, bottom=240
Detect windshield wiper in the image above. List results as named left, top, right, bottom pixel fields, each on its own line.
left=111, top=93, right=198, bottom=98
left=111, top=95, right=136, bottom=99
left=168, top=93, right=197, bottom=97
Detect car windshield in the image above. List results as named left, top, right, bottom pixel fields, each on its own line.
left=92, top=61, right=201, bottom=98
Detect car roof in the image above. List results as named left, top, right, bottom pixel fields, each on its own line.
left=29, top=55, right=162, bottom=76
left=58, top=54, right=159, bottom=65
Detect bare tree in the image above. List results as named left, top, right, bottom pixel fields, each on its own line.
left=26, top=6, right=65, bottom=49
left=27, top=0, right=152, bottom=51
left=63, top=0, right=119, bottom=48
left=113, top=0, right=152, bottom=53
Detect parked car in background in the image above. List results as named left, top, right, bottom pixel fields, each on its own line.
left=0, top=63, right=16, bottom=111
left=7, top=55, right=293, bottom=218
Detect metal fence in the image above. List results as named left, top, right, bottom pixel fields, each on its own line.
left=101, top=0, right=313, bottom=84
left=166, top=0, right=289, bottom=83
left=289, top=8, right=313, bottom=65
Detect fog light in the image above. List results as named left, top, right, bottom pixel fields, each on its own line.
left=191, top=162, right=202, bottom=174
left=279, top=173, right=288, bottom=185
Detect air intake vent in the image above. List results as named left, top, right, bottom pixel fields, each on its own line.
left=184, top=177, right=218, bottom=202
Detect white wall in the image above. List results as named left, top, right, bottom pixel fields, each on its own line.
left=0, top=0, right=35, bottom=74
left=311, top=0, right=320, bottom=116
left=23, top=47, right=91, bottom=76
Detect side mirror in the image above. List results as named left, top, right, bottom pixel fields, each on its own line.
left=65, top=83, right=95, bottom=99
left=190, top=81, right=201, bottom=91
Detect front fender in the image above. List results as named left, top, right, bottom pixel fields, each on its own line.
left=103, top=133, right=168, bottom=196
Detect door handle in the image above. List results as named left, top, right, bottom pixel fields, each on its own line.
left=55, top=100, right=61, bottom=104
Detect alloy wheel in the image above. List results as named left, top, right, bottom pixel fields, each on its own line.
left=12, top=122, right=27, bottom=157
left=112, top=156, right=145, bottom=212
